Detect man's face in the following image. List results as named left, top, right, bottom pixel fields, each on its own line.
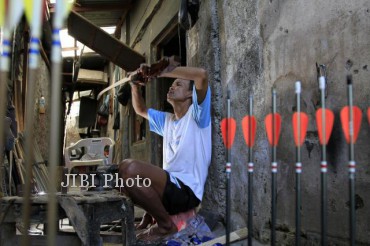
left=167, top=79, right=192, bottom=103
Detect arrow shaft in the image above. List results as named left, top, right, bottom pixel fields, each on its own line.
left=21, top=68, right=38, bottom=246
left=319, top=76, right=327, bottom=162
left=248, top=95, right=253, bottom=246
left=346, top=78, right=356, bottom=246
left=226, top=90, right=231, bottom=246
left=296, top=172, right=301, bottom=246
left=348, top=84, right=355, bottom=162
left=271, top=87, right=277, bottom=246
left=248, top=172, right=253, bottom=246
left=319, top=73, right=328, bottom=246
left=296, top=88, right=301, bottom=163
left=271, top=172, right=277, bottom=246
left=272, top=88, right=277, bottom=162
left=295, top=82, right=302, bottom=246
left=248, top=95, right=253, bottom=162
left=349, top=176, right=356, bottom=246
left=321, top=172, right=327, bottom=245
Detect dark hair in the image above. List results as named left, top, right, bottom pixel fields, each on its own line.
left=189, top=80, right=194, bottom=91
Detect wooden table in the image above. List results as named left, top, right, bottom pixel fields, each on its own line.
left=0, top=191, right=136, bottom=245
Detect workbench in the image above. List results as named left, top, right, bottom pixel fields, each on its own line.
left=0, top=191, right=136, bottom=245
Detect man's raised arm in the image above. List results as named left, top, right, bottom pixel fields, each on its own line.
left=130, top=82, right=148, bottom=119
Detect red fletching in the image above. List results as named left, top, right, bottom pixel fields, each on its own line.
left=367, top=107, right=370, bottom=125
left=241, top=115, right=257, bottom=147
left=316, top=108, right=334, bottom=145
left=221, top=118, right=236, bottom=149
left=292, top=112, right=309, bottom=146
left=264, top=113, right=282, bottom=146
left=340, top=106, right=362, bottom=143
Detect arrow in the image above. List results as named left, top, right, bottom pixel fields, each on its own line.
left=0, top=0, right=24, bottom=194
left=241, top=95, right=256, bottom=246
left=340, top=75, right=362, bottom=246
left=315, top=64, right=334, bottom=246
left=47, top=1, right=75, bottom=245
left=292, top=81, right=308, bottom=246
left=264, top=87, right=281, bottom=246
left=367, top=107, right=370, bottom=125
left=220, top=90, right=236, bottom=245
left=21, top=1, right=46, bottom=246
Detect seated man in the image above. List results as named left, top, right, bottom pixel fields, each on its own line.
left=118, top=58, right=212, bottom=241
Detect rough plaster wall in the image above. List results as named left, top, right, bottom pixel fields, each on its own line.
left=33, top=61, right=51, bottom=162
left=187, top=0, right=227, bottom=222
left=194, top=0, right=370, bottom=244
left=258, top=0, right=370, bottom=244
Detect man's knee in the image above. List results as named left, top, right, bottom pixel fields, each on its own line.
left=118, top=159, right=140, bottom=180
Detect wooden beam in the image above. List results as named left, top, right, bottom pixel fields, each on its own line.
left=114, top=8, right=129, bottom=39
left=67, top=11, right=145, bottom=71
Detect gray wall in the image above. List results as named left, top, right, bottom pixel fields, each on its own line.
left=191, top=0, right=370, bottom=244
left=115, top=0, right=370, bottom=243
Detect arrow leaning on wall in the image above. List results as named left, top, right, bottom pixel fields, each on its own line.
left=315, top=64, right=334, bottom=246
left=47, top=1, right=74, bottom=245
left=292, top=81, right=308, bottom=246
left=340, top=75, right=362, bottom=246
left=0, top=0, right=24, bottom=198
left=220, top=90, right=236, bottom=246
left=264, top=87, right=281, bottom=246
left=241, top=95, right=257, bottom=246
left=21, top=1, right=47, bottom=245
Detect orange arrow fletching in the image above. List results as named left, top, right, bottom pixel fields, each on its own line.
left=367, top=107, right=370, bottom=125
left=316, top=108, right=334, bottom=145
left=292, top=112, right=309, bottom=146
left=221, top=118, right=236, bottom=149
left=264, top=113, right=282, bottom=146
left=340, top=106, right=362, bottom=143
left=242, top=115, right=257, bottom=147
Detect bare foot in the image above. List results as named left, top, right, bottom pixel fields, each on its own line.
left=136, top=213, right=155, bottom=230
left=137, top=222, right=178, bottom=242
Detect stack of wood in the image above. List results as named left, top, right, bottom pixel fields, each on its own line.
left=8, top=134, right=50, bottom=195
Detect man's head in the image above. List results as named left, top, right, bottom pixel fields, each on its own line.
left=167, top=79, right=194, bottom=105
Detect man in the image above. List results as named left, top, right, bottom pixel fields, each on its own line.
left=118, top=58, right=211, bottom=241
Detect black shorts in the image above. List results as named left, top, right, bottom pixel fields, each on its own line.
left=162, top=171, right=200, bottom=215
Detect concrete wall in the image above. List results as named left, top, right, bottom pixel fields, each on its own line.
left=113, top=0, right=370, bottom=243
left=192, top=0, right=370, bottom=244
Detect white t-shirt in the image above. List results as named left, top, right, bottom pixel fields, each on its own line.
left=148, top=86, right=212, bottom=200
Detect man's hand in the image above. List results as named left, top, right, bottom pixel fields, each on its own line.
left=135, top=56, right=181, bottom=80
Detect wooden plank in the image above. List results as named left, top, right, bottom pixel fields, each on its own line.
left=68, top=11, right=145, bottom=72
left=77, top=68, right=108, bottom=85
left=201, top=228, right=248, bottom=246
left=57, top=196, right=88, bottom=245
left=13, top=79, right=24, bottom=131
